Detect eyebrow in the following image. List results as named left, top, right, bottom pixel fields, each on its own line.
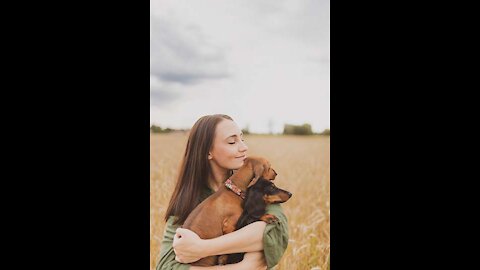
left=225, top=132, right=243, bottom=140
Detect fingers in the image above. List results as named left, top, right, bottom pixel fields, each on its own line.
left=176, top=228, right=187, bottom=240
left=173, top=228, right=183, bottom=248
left=173, top=234, right=179, bottom=248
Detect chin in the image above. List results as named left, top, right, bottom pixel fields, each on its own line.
left=231, top=160, right=244, bottom=169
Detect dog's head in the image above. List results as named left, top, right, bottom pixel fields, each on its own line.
left=232, top=156, right=277, bottom=188
left=244, top=156, right=278, bottom=188
left=246, top=177, right=292, bottom=205
left=235, top=177, right=292, bottom=232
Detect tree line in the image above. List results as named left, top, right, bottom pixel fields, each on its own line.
left=151, top=124, right=329, bottom=136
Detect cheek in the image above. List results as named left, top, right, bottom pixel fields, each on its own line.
left=214, top=145, right=237, bottom=160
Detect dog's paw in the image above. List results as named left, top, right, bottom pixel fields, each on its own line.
left=260, top=214, right=278, bottom=224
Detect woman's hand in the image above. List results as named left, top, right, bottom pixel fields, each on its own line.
left=239, top=251, right=267, bottom=270
left=173, top=228, right=207, bottom=263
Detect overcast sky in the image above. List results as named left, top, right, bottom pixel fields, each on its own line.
left=150, top=0, right=329, bottom=133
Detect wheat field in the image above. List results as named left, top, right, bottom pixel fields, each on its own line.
left=150, top=133, right=330, bottom=270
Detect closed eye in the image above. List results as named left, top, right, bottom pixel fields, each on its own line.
left=228, top=139, right=245, bottom=145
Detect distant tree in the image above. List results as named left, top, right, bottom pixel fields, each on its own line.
left=150, top=125, right=175, bottom=133
left=242, top=125, right=250, bottom=135
left=151, top=125, right=163, bottom=133
left=319, top=129, right=330, bottom=135
left=268, top=119, right=274, bottom=135
left=283, top=123, right=313, bottom=135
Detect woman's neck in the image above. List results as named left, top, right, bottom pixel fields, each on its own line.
left=208, top=163, right=232, bottom=192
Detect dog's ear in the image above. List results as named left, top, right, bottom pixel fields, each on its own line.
left=248, top=161, right=268, bottom=188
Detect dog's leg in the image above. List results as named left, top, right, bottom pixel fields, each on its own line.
left=260, top=214, right=278, bottom=224
left=191, top=256, right=218, bottom=266
left=218, top=255, right=228, bottom=265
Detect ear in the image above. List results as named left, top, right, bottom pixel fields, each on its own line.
left=248, top=162, right=267, bottom=188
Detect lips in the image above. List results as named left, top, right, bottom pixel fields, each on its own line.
left=236, top=155, right=246, bottom=159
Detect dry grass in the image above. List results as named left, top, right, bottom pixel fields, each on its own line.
left=150, top=133, right=330, bottom=270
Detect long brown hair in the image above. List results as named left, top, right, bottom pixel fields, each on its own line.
left=164, top=114, right=234, bottom=225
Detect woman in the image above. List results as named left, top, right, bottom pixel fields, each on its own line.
left=156, top=114, right=289, bottom=270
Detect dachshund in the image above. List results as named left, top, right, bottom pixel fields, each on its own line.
left=226, top=177, right=292, bottom=264
left=181, top=156, right=278, bottom=266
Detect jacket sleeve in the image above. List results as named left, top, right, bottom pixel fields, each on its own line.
left=263, top=203, right=289, bottom=269
left=156, top=216, right=191, bottom=270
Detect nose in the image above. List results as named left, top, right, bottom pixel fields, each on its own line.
left=239, top=140, right=248, bottom=152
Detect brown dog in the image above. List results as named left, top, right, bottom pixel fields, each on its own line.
left=182, top=156, right=278, bottom=266
left=226, top=177, right=292, bottom=264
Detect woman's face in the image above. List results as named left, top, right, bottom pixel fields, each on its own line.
left=208, top=119, right=248, bottom=170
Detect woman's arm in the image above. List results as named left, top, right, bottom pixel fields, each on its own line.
left=261, top=204, right=289, bottom=269
left=189, top=252, right=266, bottom=270
left=157, top=217, right=267, bottom=270
left=174, top=221, right=266, bottom=262
left=156, top=216, right=191, bottom=270
left=188, top=263, right=241, bottom=270
left=174, top=203, right=289, bottom=269
left=204, top=221, right=266, bottom=254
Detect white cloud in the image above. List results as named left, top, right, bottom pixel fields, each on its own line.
left=150, top=0, right=330, bottom=133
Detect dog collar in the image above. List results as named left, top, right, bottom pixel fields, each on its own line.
left=225, top=179, right=246, bottom=199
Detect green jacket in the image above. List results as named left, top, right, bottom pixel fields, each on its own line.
left=156, top=186, right=289, bottom=270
